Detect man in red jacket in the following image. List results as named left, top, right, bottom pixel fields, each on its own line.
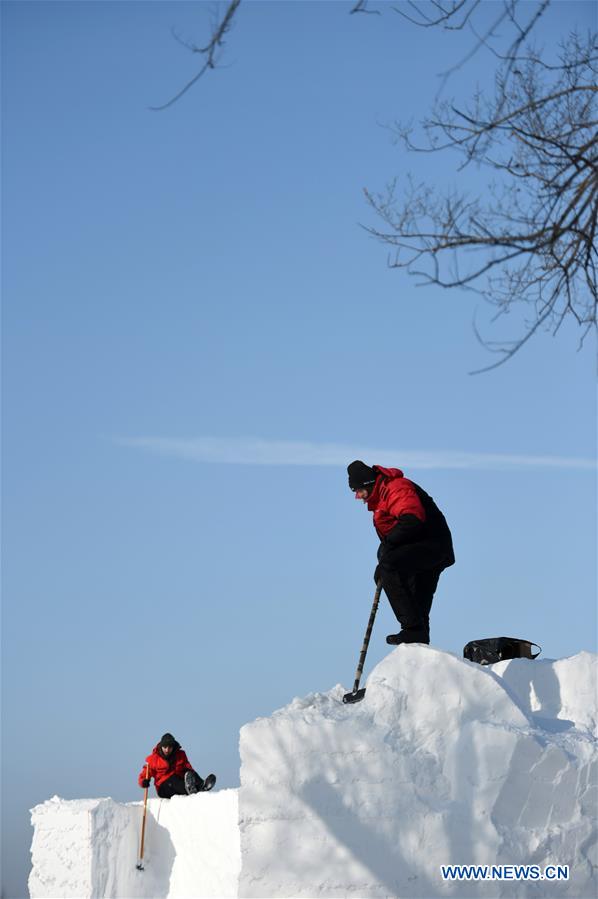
left=138, top=733, right=215, bottom=798
left=348, top=460, right=455, bottom=646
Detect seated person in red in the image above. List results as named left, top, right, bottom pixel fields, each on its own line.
left=138, top=732, right=215, bottom=798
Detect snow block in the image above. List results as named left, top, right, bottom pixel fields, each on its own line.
left=29, top=789, right=240, bottom=898
left=239, top=647, right=597, bottom=898
left=30, top=648, right=597, bottom=898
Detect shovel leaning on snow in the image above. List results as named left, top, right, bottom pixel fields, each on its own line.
left=343, top=581, right=382, bottom=704
left=136, top=764, right=149, bottom=871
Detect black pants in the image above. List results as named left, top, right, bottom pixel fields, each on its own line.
left=380, top=567, right=442, bottom=642
left=156, top=771, right=203, bottom=798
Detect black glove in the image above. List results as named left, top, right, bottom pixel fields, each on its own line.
left=141, top=778, right=151, bottom=789
left=385, top=514, right=425, bottom=546
left=374, top=564, right=382, bottom=585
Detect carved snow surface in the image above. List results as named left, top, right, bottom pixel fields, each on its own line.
left=238, top=647, right=597, bottom=898
left=29, top=789, right=240, bottom=898
left=30, top=647, right=596, bottom=898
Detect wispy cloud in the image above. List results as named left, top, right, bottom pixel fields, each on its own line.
left=114, top=436, right=596, bottom=471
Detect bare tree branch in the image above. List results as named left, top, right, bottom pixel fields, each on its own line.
left=153, top=0, right=597, bottom=370
left=350, top=1, right=381, bottom=15
left=365, top=14, right=597, bottom=369
left=150, top=0, right=242, bottom=111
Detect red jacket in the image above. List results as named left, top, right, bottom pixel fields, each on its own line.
left=368, top=465, right=455, bottom=572
left=367, top=466, right=426, bottom=538
left=138, top=743, right=193, bottom=790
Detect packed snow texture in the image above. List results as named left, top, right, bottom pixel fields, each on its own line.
left=29, top=789, right=239, bottom=898
left=30, top=648, right=597, bottom=898
left=238, top=648, right=597, bottom=898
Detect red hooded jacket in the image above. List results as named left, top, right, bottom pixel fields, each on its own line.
left=366, top=466, right=426, bottom=538
left=367, top=465, right=455, bottom=571
left=138, top=743, right=193, bottom=790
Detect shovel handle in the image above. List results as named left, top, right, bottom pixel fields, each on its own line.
left=138, top=763, right=149, bottom=865
left=351, top=581, right=383, bottom=691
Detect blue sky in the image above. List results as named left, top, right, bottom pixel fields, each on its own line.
left=2, top=2, right=596, bottom=896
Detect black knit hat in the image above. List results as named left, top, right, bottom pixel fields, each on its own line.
left=347, top=460, right=377, bottom=491
left=160, top=732, right=177, bottom=748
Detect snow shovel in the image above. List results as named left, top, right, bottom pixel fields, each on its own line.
left=136, top=764, right=149, bottom=871
left=343, top=581, right=383, bottom=704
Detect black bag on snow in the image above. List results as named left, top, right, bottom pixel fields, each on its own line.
left=463, top=637, right=541, bottom=665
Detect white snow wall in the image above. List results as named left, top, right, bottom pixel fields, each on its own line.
left=30, top=648, right=597, bottom=898
left=238, top=648, right=597, bottom=899
left=29, top=790, right=240, bottom=898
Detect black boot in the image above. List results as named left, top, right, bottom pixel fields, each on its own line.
left=386, top=629, right=429, bottom=645
left=184, top=770, right=204, bottom=794
left=202, top=773, right=216, bottom=792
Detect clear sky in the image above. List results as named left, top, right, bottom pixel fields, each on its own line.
left=2, top=2, right=596, bottom=896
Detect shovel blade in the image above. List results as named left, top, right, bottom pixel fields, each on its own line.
left=343, top=687, right=366, bottom=704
